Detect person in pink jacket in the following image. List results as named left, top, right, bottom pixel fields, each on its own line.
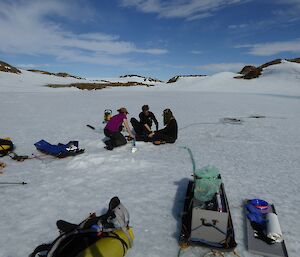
left=104, top=107, right=134, bottom=150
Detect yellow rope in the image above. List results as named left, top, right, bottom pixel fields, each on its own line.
left=0, top=161, right=6, bottom=170
left=203, top=250, right=225, bottom=257
left=202, top=249, right=241, bottom=257
left=232, top=250, right=241, bottom=257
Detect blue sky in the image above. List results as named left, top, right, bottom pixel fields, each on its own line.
left=1, top=0, right=300, bottom=80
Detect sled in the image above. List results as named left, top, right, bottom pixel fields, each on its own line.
left=179, top=180, right=237, bottom=251
left=245, top=200, right=289, bottom=257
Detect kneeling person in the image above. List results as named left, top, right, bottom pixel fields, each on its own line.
left=104, top=107, right=134, bottom=150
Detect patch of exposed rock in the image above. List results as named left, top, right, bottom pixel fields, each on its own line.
left=28, top=69, right=84, bottom=80
left=167, top=74, right=207, bottom=83
left=120, top=74, right=163, bottom=83
left=235, top=66, right=262, bottom=80
left=290, top=57, right=300, bottom=64
left=47, top=81, right=154, bottom=90
left=258, top=59, right=282, bottom=70
left=0, top=60, right=21, bottom=74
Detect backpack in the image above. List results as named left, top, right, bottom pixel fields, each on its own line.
left=194, top=165, right=221, bottom=202
left=0, top=138, right=14, bottom=157
left=29, top=197, right=133, bottom=257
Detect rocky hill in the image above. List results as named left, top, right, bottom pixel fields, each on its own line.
left=0, top=59, right=84, bottom=79
left=0, top=61, right=21, bottom=74
left=236, top=57, right=300, bottom=79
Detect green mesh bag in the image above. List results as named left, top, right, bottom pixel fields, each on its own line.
left=194, top=165, right=221, bottom=202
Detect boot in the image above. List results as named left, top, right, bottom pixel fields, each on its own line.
left=104, top=140, right=114, bottom=150
left=153, top=140, right=166, bottom=145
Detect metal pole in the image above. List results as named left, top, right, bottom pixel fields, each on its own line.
left=0, top=182, right=27, bottom=185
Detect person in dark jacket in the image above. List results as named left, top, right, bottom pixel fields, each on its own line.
left=148, top=108, right=178, bottom=144
left=104, top=107, right=134, bottom=150
left=130, top=105, right=158, bottom=141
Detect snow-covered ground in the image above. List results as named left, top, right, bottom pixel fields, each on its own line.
left=0, top=61, right=300, bottom=257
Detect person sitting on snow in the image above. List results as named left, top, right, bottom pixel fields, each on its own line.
left=130, top=104, right=158, bottom=141
left=104, top=107, right=134, bottom=150
left=148, top=108, right=178, bottom=145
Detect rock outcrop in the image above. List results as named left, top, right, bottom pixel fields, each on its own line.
left=237, top=66, right=262, bottom=79
left=237, top=57, right=300, bottom=80
left=28, top=69, right=84, bottom=80
left=48, top=81, right=154, bottom=90
left=0, top=60, right=21, bottom=74
left=120, top=74, right=163, bottom=83
left=167, top=74, right=206, bottom=83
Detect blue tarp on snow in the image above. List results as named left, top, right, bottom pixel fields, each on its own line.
left=34, top=140, right=83, bottom=158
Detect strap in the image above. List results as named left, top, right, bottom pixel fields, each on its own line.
left=28, top=244, right=52, bottom=257
left=0, top=145, right=8, bottom=157
left=8, top=152, right=30, bottom=161
left=108, top=232, right=129, bottom=256
left=47, top=229, right=98, bottom=257
left=46, top=229, right=129, bottom=257
left=121, top=226, right=133, bottom=248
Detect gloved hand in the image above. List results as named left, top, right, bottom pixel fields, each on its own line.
left=126, top=135, right=134, bottom=141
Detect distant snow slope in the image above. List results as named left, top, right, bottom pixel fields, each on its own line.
left=0, top=69, right=85, bottom=92
left=1, top=61, right=299, bottom=95
left=155, top=61, right=300, bottom=96
left=0, top=70, right=163, bottom=93
left=0, top=61, right=300, bottom=257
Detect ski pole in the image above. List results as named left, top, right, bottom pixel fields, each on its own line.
left=0, top=181, right=27, bottom=185
left=86, top=124, right=95, bottom=130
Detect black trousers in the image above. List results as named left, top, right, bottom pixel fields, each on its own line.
left=130, top=118, right=152, bottom=141
left=151, top=131, right=176, bottom=143
left=130, top=118, right=144, bottom=135
left=104, top=128, right=127, bottom=147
